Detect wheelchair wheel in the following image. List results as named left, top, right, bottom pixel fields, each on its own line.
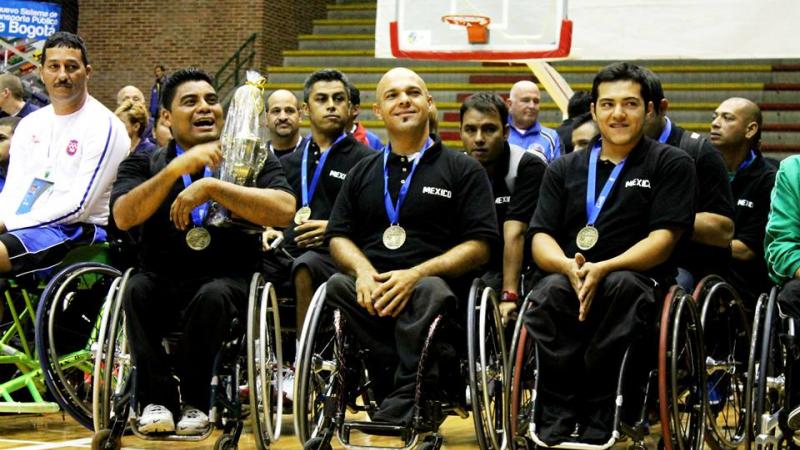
left=659, top=287, right=707, bottom=450
left=294, top=283, right=338, bottom=444
left=747, top=287, right=794, bottom=450
left=467, top=280, right=508, bottom=450
left=91, top=268, right=131, bottom=432
left=696, top=275, right=750, bottom=450
left=247, top=273, right=284, bottom=449
left=507, top=294, right=534, bottom=446
left=35, top=262, right=122, bottom=430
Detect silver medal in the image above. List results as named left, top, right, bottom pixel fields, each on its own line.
left=382, top=225, right=407, bottom=250
left=186, top=227, right=211, bottom=251
left=576, top=225, right=599, bottom=251
left=294, top=205, right=311, bottom=225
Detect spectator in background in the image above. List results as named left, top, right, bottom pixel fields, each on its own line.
left=115, top=99, right=156, bottom=154
left=265, top=89, right=303, bottom=159
left=507, top=80, right=563, bottom=163
left=0, top=74, right=39, bottom=118
left=555, top=91, right=592, bottom=154
left=0, top=116, right=21, bottom=192
left=570, top=112, right=599, bottom=152
left=346, top=84, right=382, bottom=150
left=117, top=85, right=153, bottom=141
left=149, top=64, right=166, bottom=120
left=152, top=108, right=172, bottom=148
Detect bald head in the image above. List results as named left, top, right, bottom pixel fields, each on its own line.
left=373, top=67, right=432, bottom=141
left=507, top=80, right=541, bottom=129
left=267, top=89, right=299, bottom=109
left=266, top=89, right=301, bottom=144
left=710, top=97, right=762, bottom=151
left=116, top=85, right=145, bottom=106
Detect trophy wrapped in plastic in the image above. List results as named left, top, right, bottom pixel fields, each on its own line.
left=207, top=70, right=270, bottom=229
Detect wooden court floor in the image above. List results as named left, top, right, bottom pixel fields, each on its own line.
left=0, top=413, right=489, bottom=449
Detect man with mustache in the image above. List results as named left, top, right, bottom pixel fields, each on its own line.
left=323, top=67, right=498, bottom=427
left=265, top=89, right=302, bottom=159
left=110, top=68, right=295, bottom=434
left=263, top=69, right=373, bottom=400
left=0, top=31, right=128, bottom=278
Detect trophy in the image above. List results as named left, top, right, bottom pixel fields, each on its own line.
left=207, top=70, right=270, bottom=230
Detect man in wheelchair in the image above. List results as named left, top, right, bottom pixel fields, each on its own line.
left=522, top=62, right=697, bottom=444
left=110, top=68, right=295, bottom=435
left=0, top=32, right=129, bottom=279
left=323, top=67, right=498, bottom=428
left=765, top=147, right=800, bottom=429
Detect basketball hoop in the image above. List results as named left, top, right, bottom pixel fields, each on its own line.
left=442, top=14, right=491, bottom=44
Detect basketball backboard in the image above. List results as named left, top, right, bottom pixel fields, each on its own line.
left=388, top=0, right=572, bottom=60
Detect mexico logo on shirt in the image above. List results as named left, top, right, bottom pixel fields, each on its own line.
left=66, top=139, right=78, bottom=156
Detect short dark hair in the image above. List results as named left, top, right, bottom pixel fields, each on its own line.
left=0, top=116, right=21, bottom=132
left=155, top=64, right=165, bottom=71
left=303, top=69, right=350, bottom=103
left=161, top=68, right=214, bottom=111
left=567, top=91, right=592, bottom=118
left=571, top=111, right=595, bottom=129
left=591, top=62, right=653, bottom=111
left=40, top=31, right=89, bottom=66
left=348, top=84, right=361, bottom=106
left=641, top=66, right=666, bottom=114
left=460, top=92, right=509, bottom=126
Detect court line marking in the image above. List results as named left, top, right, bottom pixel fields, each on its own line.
left=5, top=437, right=91, bottom=449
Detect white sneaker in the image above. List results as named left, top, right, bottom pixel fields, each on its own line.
left=137, top=404, right=175, bottom=434
left=281, top=368, right=295, bottom=403
left=176, top=406, right=210, bottom=435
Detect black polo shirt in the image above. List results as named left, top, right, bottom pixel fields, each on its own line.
left=666, top=125, right=735, bottom=276
left=529, top=136, right=696, bottom=283
left=728, top=152, right=776, bottom=298
left=279, top=134, right=374, bottom=256
left=486, top=143, right=547, bottom=270
left=326, top=136, right=499, bottom=274
left=110, top=141, right=293, bottom=278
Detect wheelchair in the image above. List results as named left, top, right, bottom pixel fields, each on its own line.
left=0, top=244, right=115, bottom=424
left=507, top=284, right=708, bottom=450
left=745, top=285, right=797, bottom=450
left=86, top=269, right=285, bottom=450
left=691, top=274, right=751, bottom=450
left=294, top=278, right=509, bottom=450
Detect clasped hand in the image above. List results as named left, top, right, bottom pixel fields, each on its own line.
left=565, top=253, right=608, bottom=322
left=168, top=142, right=222, bottom=230
left=355, top=268, right=423, bottom=318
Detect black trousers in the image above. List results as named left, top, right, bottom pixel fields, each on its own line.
left=261, top=249, right=338, bottom=293
left=123, top=271, right=248, bottom=413
left=325, top=273, right=459, bottom=424
left=778, top=279, right=800, bottom=404
left=522, top=270, right=658, bottom=444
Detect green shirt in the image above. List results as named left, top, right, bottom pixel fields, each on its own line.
left=765, top=155, right=800, bottom=285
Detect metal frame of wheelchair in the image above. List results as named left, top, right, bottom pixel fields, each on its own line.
left=0, top=246, right=115, bottom=422
left=745, top=285, right=797, bottom=450
left=506, top=284, right=708, bottom=450
left=293, top=278, right=509, bottom=450
left=81, top=269, right=285, bottom=450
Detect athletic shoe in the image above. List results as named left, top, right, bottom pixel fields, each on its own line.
left=176, top=406, right=209, bottom=436
left=137, top=404, right=175, bottom=434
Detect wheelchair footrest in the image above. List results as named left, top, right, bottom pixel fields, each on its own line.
left=341, top=420, right=414, bottom=442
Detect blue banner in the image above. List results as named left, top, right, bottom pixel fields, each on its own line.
left=0, top=1, right=61, bottom=40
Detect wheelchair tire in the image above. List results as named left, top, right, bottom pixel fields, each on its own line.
left=214, top=433, right=237, bottom=450
left=303, top=436, right=333, bottom=450
left=696, top=276, right=750, bottom=450
left=35, top=262, right=122, bottom=431
left=467, top=280, right=508, bottom=450
left=91, top=428, right=120, bottom=450
left=658, top=288, right=706, bottom=450
left=748, top=287, right=795, bottom=450
left=91, top=268, right=132, bottom=432
left=294, top=283, right=338, bottom=444
left=247, top=273, right=284, bottom=449
left=507, top=294, right=534, bottom=443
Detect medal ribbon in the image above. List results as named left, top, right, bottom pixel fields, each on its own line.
left=175, top=144, right=212, bottom=227
left=586, top=143, right=627, bottom=227
left=737, top=149, right=756, bottom=173
left=657, top=116, right=673, bottom=143
left=301, top=133, right=347, bottom=207
left=382, top=138, right=434, bottom=225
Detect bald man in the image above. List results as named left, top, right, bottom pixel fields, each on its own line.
left=116, top=85, right=153, bottom=142
left=710, top=97, right=776, bottom=303
left=323, top=67, right=498, bottom=429
left=266, top=89, right=303, bottom=158
left=0, top=74, right=38, bottom=118
left=507, top=80, right=563, bottom=163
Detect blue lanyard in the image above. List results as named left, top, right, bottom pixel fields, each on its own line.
left=586, top=143, right=626, bottom=226
left=383, top=138, right=434, bottom=225
left=737, top=150, right=756, bottom=173
left=175, top=144, right=212, bottom=226
left=657, top=117, right=673, bottom=143
left=301, top=133, right=346, bottom=207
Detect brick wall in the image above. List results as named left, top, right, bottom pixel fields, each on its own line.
left=76, top=0, right=327, bottom=109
